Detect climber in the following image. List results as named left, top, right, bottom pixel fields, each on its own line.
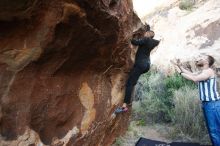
left=115, top=24, right=160, bottom=114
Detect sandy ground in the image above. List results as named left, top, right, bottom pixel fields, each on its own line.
left=112, top=122, right=171, bottom=146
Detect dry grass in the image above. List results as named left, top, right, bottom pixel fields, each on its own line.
left=171, top=86, right=210, bottom=144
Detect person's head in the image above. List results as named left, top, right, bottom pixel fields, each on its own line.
left=144, top=30, right=155, bottom=38
left=196, top=54, right=215, bottom=68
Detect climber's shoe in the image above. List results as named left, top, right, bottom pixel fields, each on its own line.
left=114, top=107, right=128, bottom=114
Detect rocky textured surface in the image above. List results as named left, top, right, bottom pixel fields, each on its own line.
left=0, top=0, right=139, bottom=145
left=134, top=0, right=220, bottom=72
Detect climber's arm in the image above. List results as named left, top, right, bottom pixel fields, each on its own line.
left=130, top=38, right=148, bottom=46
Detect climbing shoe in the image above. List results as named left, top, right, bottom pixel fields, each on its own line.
left=114, top=107, right=128, bottom=114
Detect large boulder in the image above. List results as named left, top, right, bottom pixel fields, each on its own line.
left=0, top=0, right=139, bottom=145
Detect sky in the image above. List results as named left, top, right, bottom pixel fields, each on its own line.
left=132, top=0, right=170, bottom=18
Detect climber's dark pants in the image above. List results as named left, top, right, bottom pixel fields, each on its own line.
left=124, top=60, right=150, bottom=104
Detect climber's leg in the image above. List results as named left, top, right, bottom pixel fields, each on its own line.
left=123, top=61, right=150, bottom=107
left=123, top=65, right=143, bottom=105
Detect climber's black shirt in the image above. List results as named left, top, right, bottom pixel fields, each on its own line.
left=131, top=37, right=160, bottom=65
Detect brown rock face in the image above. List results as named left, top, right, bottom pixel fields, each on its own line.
left=0, top=0, right=139, bottom=145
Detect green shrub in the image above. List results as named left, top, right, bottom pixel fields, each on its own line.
left=136, top=119, right=146, bottom=126
left=114, top=137, right=123, bottom=146
left=133, top=72, right=179, bottom=123
left=132, top=71, right=210, bottom=143
left=133, top=72, right=196, bottom=123
left=164, top=73, right=195, bottom=90
left=179, top=0, right=195, bottom=10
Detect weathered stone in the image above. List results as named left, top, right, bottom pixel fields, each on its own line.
left=0, top=0, right=139, bottom=145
